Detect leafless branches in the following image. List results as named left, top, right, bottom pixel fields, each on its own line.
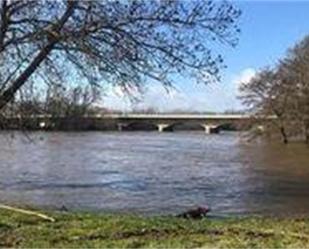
left=0, top=0, right=241, bottom=113
left=240, top=35, right=309, bottom=144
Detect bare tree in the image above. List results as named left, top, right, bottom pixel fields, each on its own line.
left=281, top=36, right=309, bottom=143
left=44, top=84, right=100, bottom=117
left=240, top=35, right=309, bottom=144
left=239, top=68, right=292, bottom=144
left=0, top=0, right=241, bottom=112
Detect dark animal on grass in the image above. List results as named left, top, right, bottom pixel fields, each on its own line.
left=176, top=206, right=210, bottom=219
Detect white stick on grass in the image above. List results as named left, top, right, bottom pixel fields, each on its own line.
left=0, top=204, right=55, bottom=222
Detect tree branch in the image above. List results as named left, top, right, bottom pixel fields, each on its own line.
left=0, top=1, right=77, bottom=109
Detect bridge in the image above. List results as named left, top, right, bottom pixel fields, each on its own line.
left=7, top=113, right=254, bottom=133
left=94, top=113, right=252, bottom=133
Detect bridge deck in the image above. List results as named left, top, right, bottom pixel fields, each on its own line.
left=100, top=114, right=251, bottom=120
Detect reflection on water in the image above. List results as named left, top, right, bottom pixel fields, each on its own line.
left=0, top=131, right=308, bottom=216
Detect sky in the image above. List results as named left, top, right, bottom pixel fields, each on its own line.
left=103, top=0, right=309, bottom=113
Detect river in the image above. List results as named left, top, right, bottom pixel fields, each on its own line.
left=0, top=131, right=308, bottom=216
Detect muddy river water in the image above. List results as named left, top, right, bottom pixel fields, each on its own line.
left=0, top=131, right=308, bottom=216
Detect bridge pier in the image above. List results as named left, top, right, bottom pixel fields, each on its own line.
left=157, top=124, right=170, bottom=132
left=201, top=124, right=219, bottom=134
left=117, top=123, right=128, bottom=131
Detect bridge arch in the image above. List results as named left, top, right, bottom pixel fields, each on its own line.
left=121, top=122, right=157, bottom=131
left=168, top=122, right=204, bottom=131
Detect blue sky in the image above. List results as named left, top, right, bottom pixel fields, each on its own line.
left=104, top=0, right=309, bottom=112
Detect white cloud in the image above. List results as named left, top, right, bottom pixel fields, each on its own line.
left=102, top=83, right=212, bottom=112
left=101, top=69, right=257, bottom=112
left=231, top=68, right=256, bottom=103
left=232, top=68, right=256, bottom=88
left=129, top=84, right=190, bottom=112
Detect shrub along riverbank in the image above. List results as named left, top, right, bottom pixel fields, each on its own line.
left=1, top=209, right=309, bottom=248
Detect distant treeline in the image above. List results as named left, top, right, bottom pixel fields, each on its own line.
left=240, top=35, right=309, bottom=144
left=1, top=84, right=244, bottom=118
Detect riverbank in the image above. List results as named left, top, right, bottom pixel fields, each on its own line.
left=1, top=209, right=309, bottom=248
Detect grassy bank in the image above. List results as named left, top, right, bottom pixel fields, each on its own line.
left=1, top=209, right=309, bottom=248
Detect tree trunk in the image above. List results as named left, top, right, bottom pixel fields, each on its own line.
left=304, top=123, right=309, bottom=145
left=0, top=1, right=77, bottom=110
left=280, top=126, right=288, bottom=144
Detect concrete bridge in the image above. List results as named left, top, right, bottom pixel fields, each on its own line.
left=8, top=113, right=253, bottom=133
left=97, top=113, right=252, bottom=133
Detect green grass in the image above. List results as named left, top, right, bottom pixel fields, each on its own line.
left=1, top=209, right=309, bottom=248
